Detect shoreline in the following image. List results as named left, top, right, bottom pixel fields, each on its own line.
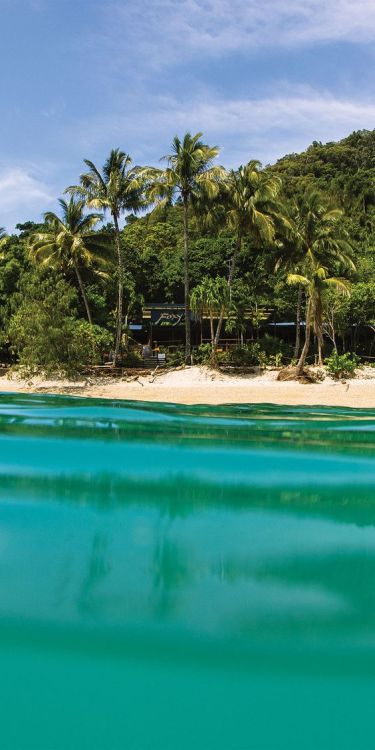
left=1, top=366, right=375, bottom=408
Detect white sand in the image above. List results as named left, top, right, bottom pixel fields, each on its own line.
left=1, top=365, right=375, bottom=407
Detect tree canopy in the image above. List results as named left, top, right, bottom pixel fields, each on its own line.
left=0, top=128, right=374, bottom=374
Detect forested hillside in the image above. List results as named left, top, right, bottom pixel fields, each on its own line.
left=0, top=129, right=374, bottom=374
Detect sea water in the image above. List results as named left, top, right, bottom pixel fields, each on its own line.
left=1, top=393, right=375, bottom=749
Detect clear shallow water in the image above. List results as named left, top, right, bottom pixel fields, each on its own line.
left=1, top=394, right=375, bottom=749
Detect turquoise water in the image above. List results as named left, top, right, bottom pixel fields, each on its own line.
left=1, top=394, right=375, bottom=749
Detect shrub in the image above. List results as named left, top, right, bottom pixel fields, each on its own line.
left=325, top=352, right=361, bottom=379
left=8, top=274, right=112, bottom=376
left=219, top=343, right=263, bottom=367
left=121, top=351, right=144, bottom=368
left=194, top=343, right=212, bottom=364
left=259, top=334, right=287, bottom=355
left=266, top=352, right=284, bottom=368
left=160, top=348, right=184, bottom=367
left=73, top=321, right=113, bottom=364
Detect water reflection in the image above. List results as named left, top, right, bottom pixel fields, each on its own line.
left=2, top=392, right=375, bottom=453
left=1, top=393, right=375, bottom=673
left=4, top=395, right=375, bottom=750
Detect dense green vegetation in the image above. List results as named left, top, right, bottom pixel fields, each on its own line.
left=0, top=129, right=374, bottom=375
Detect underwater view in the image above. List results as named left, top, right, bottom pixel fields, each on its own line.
left=1, top=393, right=375, bottom=749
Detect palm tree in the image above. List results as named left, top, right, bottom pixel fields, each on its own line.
left=190, top=276, right=230, bottom=362
left=0, top=228, right=6, bottom=259
left=144, top=133, right=224, bottom=363
left=204, top=161, right=287, bottom=351
left=29, top=197, right=108, bottom=324
left=66, top=149, right=143, bottom=361
left=288, top=262, right=351, bottom=372
left=286, top=189, right=355, bottom=371
left=274, top=202, right=307, bottom=359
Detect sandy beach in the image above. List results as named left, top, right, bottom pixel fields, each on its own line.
left=1, top=365, right=375, bottom=407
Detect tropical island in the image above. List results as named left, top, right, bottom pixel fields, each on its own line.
left=0, top=128, right=374, bottom=405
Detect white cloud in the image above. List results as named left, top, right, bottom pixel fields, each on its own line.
left=1, top=87, right=373, bottom=229
left=0, top=168, right=54, bottom=231
left=108, top=0, right=375, bottom=66
left=68, top=86, right=375, bottom=167
left=166, top=88, right=375, bottom=162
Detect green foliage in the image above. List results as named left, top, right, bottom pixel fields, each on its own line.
left=144, top=132, right=223, bottom=208
left=268, top=352, right=284, bottom=368
left=256, top=334, right=293, bottom=365
left=74, top=321, right=113, bottom=363
left=259, top=333, right=291, bottom=357
left=193, top=343, right=212, bottom=364
left=0, top=234, right=31, bottom=338
left=29, top=197, right=111, bottom=324
left=325, top=352, right=361, bottom=379
left=217, top=335, right=292, bottom=368
left=122, top=351, right=143, bottom=367
left=66, top=148, right=145, bottom=360
left=219, top=343, right=263, bottom=367
left=1, top=129, right=375, bottom=371
left=191, top=276, right=229, bottom=319
left=166, top=348, right=186, bottom=367
left=123, top=217, right=183, bottom=302
left=8, top=273, right=111, bottom=376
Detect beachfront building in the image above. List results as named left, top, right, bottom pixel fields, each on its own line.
left=129, top=302, right=293, bottom=352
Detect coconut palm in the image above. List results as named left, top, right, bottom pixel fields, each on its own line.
left=202, top=161, right=288, bottom=351
left=274, top=202, right=307, bottom=359
left=143, top=133, right=224, bottom=363
left=0, top=228, right=7, bottom=259
left=288, top=263, right=351, bottom=372
left=29, top=197, right=109, bottom=324
left=285, top=189, right=355, bottom=371
left=190, top=276, right=230, bottom=362
left=66, top=149, right=143, bottom=361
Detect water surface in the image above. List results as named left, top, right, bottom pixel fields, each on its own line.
left=1, top=393, right=375, bottom=749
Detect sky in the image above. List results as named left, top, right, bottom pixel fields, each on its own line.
left=0, top=0, right=374, bottom=230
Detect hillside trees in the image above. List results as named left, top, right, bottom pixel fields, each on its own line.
left=0, top=129, right=374, bottom=373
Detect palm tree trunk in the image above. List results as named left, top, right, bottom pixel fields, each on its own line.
left=210, top=314, right=215, bottom=351
left=294, top=285, right=302, bottom=360
left=315, top=296, right=324, bottom=366
left=297, top=298, right=312, bottom=375
left=213, top=233, right=242, bottom=353
left=73, top=262, right=92, bottom=324
left=113, top=213, right=123, bottom=364
left=209, top=313, right=217, bottom=366
left=183, top=197, right=191, bottom=364
left=316, top=331, right=324, bottom=366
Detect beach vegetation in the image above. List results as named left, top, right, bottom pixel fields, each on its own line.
left=286, top=189, right=355, bottom=372
left=0, top=128, right=374, bottom=376
left=190, top=275, right=230, bottom=363
left=325, top=352, right=361, bottom=379
left=66, top=150, right=144, bottom=362
left=29, top=197, right=110, bottom=324
left=8, top=272, right=111, bottom=376
left=143, top=133, right=224, bottom=364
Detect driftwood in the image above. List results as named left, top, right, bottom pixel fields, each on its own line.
left=277, top=366, right=324, bottom=383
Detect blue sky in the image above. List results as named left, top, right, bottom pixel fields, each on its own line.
left=0, top=0, right=374, bottom=230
